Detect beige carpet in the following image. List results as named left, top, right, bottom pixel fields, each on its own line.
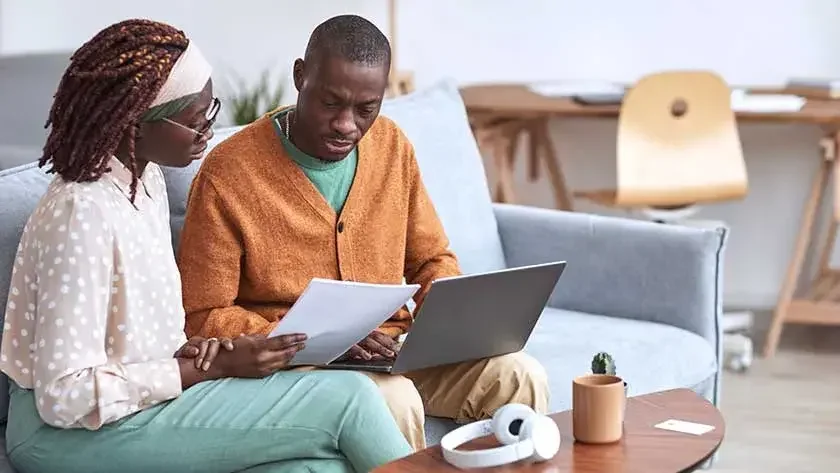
left=710, top=319, right=840, bottom=473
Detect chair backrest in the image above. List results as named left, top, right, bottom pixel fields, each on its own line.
left=615, top=70, right=748, bottom=207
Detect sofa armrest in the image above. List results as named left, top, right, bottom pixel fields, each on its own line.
left=0, top=145, right=39, bottom=171
left=493, top=203, right=727, bottom=346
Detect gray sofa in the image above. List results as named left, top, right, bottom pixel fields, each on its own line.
left=0, top=79, right=725, bottom=471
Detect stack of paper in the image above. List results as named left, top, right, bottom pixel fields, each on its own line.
left=268, top=279, right=420, bottom=365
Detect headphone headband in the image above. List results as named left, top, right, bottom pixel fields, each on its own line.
left=440, top=419, right=536, bottom=469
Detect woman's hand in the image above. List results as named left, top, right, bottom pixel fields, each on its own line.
left=174, top=336, right=235, bottom=371
left=208, top=333, right=307, bottom=379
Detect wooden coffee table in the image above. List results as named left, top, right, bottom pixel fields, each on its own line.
left=374, top=388, right=725, bottom=472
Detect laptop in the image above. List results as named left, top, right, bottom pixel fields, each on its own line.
left=326, top=261, right=566, bottom=374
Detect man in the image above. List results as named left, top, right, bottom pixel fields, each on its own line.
left=177, top=14, right=548, bottom=451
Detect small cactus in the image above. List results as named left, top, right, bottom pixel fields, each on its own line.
left=591, top=352, right=616, bottom=376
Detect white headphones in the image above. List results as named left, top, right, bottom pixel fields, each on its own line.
left=440, top=403, right=561, bottom=469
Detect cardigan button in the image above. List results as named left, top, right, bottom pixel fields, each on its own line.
left=337, top=221, right=345, bottom=233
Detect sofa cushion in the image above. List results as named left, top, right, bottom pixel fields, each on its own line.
left=0, top=163, right=53, bottom=422
left=524, top=307, right=717, bottom=413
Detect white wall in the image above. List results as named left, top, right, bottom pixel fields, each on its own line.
left=3, top=0, right=840, bottom=309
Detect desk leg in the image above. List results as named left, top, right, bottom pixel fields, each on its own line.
left=530, top=118, right=574, bottom=211
left=472, top=115, right=573, bottom=210
left=492, top=126, right=521, bottom=204
left=472, top=117, right=517, bottom=204
left=764, top=135, right=839, bottom=357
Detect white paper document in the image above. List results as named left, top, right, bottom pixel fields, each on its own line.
left=527, top=80, right=625, bottom=97
left=654, top=419, right=716, bottom=436
left=730, top=89, right=805, bottom=113
left=268, top=279, right=420, bottom=366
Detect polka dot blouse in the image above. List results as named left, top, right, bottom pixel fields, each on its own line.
left=1, top=157, right=186, bottom=430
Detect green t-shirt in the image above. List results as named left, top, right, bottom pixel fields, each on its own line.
left=272, top=109, right=357, bottom=214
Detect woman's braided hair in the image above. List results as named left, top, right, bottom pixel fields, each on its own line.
left=40, top=19, right=189, bottom=200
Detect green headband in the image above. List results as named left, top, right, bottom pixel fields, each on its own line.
left=140, top=93, right=201, bottom=122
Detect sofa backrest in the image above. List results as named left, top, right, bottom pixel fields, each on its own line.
left=0, top=163, right=53, bottom=418
left=0, top=79, right=505, bottom=420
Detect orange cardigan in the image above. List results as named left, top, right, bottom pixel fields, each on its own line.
left=177, top=114, right=461, bottom=339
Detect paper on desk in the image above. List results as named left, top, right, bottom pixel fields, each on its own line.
left=268, top=278, right=420, bottom=366
left=730, top=89, right=805, bottom=113
left=527, top=80, right=625, bottom=97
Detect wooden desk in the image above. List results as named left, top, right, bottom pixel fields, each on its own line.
left=461, top=83, right=840, bottom=124
left=459, top=83, right=840, bottom=357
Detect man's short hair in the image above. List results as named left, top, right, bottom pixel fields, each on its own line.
left=304, top=14, right=391, bottom=67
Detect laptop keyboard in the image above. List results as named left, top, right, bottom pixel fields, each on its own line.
left=332, top=358, right=393, bottom=369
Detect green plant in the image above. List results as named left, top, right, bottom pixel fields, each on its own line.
left=591, top=352, right=616, bottom=376
left=226, top=69, right=286, bottom=126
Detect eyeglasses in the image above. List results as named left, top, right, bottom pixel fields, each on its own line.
left=163, top=97, right=222, bottom=142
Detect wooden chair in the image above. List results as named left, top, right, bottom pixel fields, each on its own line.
left=576, top=70, right=755, bottom=371
left=575, top=70, right=748, bottom=210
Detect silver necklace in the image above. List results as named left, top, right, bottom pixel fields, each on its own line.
left=283, top=110, right=293, bottom=140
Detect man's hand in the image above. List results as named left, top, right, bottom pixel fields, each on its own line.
left=343, top=331, right=397, bottom=361
left=209, top=333, right=307, bottom=379
left=174, top=336, right=235, bottom=371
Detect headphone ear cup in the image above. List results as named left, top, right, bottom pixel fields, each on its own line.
left=518, top=415, right=561, bottom=462
left=491, top=403, right=536, bottom=445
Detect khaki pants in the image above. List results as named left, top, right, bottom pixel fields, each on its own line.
left=363, top=352, right=549, bottom=451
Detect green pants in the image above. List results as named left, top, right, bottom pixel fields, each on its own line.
left=6, top=370, right=412, bottom=473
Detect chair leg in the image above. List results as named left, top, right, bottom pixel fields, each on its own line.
left=722, top=310, right=754, bottom=373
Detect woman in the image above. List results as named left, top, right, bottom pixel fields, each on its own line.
left=0, top=19, right=412, bottom=473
